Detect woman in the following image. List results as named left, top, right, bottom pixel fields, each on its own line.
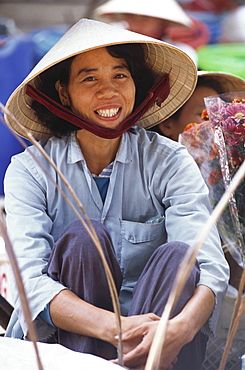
left=153, top=71, right=245, bottom=141
left=4, top=19, right=229, bottom=369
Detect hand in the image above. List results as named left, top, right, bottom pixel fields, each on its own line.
left=118, top=313, right=160, bottom=353
left=112, top=316, right=190, bottom=369
left=111, top=285, right=215, bottom=369
left=110, top=313, right=159, bottom=349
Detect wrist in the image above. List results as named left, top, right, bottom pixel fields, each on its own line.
left=100, top=311, right=119, bottom=345
left=170, top=314, right=196, bottom=345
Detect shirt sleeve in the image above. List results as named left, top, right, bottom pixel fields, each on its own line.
left=4, top=153, right=66, bottom=339
left=158, top=145, right=230, bottom=336
left=39, top=303, right=55, bottom=327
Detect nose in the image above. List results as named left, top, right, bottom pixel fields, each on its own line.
left=96, top=78, right=118, bottom=99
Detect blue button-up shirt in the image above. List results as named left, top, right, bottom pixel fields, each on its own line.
left=4, top=126, right=229, bottom=339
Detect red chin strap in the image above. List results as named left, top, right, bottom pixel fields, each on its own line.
left=26, top=74, right=170, bottom=139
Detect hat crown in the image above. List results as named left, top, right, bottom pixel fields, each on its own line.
left=197, top=71, right=245, bottom=94
left=95, top=0, right=192, bottom=27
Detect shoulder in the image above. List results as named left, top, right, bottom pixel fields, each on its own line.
left=9, top=135, right=70, bottom=167
left=4, top=135, right=71, bottom=186
left=127, top=126, right=191, bottom=160
left=126, top=127, right=203, bottom=183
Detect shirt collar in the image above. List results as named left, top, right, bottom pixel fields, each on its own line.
left=115, top=129, right=133, bottom=164
left=67, top=129, right=134, bottom=165
left=67, top=132, right=84, bottom=164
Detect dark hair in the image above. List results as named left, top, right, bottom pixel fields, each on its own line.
left=161, top=74, right=223, bottom=121
left=196, top=76, right=223, bottom=95
left=31, top=43, right=156, bottom=137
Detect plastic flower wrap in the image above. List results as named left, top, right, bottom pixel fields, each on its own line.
left=180, top=92, right=245, bottom=267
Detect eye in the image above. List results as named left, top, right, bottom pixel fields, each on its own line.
left=83, top=76, right=96, bottom=82
left=115, top=73, right=130, bottom=80
left=115, top=73, right=127, bottom=79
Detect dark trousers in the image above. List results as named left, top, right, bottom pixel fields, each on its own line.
left=47, top=219, right=208, bottom=369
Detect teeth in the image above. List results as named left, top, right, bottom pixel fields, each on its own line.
left=96, top=108, right=119, bottom=117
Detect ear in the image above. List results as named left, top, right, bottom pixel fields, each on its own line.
left=55, top=80, right=70, bottom=106
left=158, top=118, right=175, bottom=138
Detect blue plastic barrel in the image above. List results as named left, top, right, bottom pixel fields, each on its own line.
left=0, top=34, right=35, bottom=195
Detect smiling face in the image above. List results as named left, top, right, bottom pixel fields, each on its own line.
left=55, top=47, right=136, bottom=130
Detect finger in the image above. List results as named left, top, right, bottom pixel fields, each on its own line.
left=122, top=343, right=149, bottom=368
left=122, top=325, right=145, bottom=341
left=150, top=313, right=161, bottom=321
left=159, top=362, right=173, bottom=370
left=158, top=356, right=178, bottom=370
left=172, top=356, right=178, bottom=364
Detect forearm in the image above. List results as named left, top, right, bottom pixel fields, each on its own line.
left=172, top=284, right=215, bottom=344
left=50, top=289, right=118, bottom=344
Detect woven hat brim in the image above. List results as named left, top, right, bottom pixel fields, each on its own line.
left=5, top=18, right=197, bottom=140
left=94, top=0, right=192, bottom=28
left=197, top=71, right=245, bottom=94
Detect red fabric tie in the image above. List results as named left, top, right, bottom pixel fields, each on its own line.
left=26, top=74, right=170, bottom=139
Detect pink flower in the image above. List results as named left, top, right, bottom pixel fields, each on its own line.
left=222, top=102, right=245, bottom=121
left=182, top=95, right=245, bottom=263
left=219, top=101, right=245, bottom=146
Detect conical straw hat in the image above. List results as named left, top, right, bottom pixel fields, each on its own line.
left=5, top=18, right=197, bottom=140
left=197, top=71, right=245, bottom=93
left=94, top=0, right=192, bottom=28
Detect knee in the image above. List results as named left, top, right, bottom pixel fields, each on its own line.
left=156, top=241, right=190, bottom=260
left=63, top=219, right=111, bottom=246
left=54, top=219, right=114, bottom=259
left=48, top=219, right=118, bottom=284
left=154, top=241, right=200, bottom=277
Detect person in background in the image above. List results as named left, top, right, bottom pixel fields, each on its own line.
left=151, top=71, right=245, bottom=142
left=94, top=0, right=205, bottom=65
left=150, top=70, right=245, bottom=297
left=4, top=19, right=229, bottom=370
left=177, top=0, right=239, bottom=44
